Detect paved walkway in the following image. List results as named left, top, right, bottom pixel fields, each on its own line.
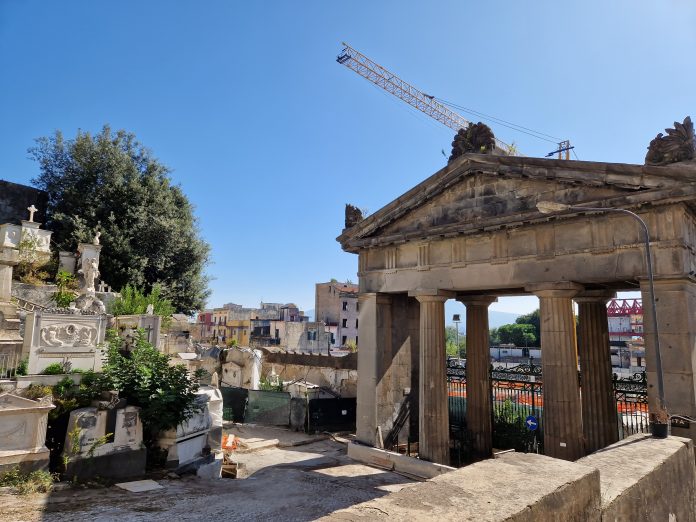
left=0, top=432, right=415, bottom=521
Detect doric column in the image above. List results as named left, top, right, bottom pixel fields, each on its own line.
left=355, top=293, right=392, bottom=445
left=410, top=289, right=454, bottom=465
left=640, top=278, right=696, bottom=441
left=575, top=291, right=618, bottom=453
left=458, top=295, right=497, bottom=459
left=528, top=282, right=584, bottom=461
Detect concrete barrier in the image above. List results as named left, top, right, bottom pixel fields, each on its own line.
left=336, top=435, right=696, bottom=520
left=579, top=434, right=696, bottom=521
left=332, top=451, right=601, bottom=520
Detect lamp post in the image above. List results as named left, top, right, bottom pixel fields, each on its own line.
left=452, top=314, right=461, bottom=358
left=536, top=201, right=668, bottom=434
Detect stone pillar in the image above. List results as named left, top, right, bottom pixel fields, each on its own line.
left=458, top=295, right=497, bottom=459
left=641, top=278, right=696, bottom=440
left=528, top=282, right=584, bottom=461
left=575, top=291, right=618, bottom=453
left=0, top=248, right=18, bottom=305
left=0, top=263, right=13, bottom=303
left=410, top=289, right=454, bottom=465
left=355, top=292, right=392, bottom=446
left=0, top=247, right=21, bottom=354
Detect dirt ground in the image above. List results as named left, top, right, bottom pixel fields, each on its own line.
left=0, top=432, right=416, bottom=522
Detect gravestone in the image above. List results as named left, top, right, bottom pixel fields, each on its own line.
left=0, top=393, right=54, bottom=473
left=23, top=311, right=108, bottom=375
left=62, top=404, right=145, bottom=480
left=111, top=314, right=162, bottom=351
left=156, top=387, right=222, bottom=471
left=58, top=251, right=77, bottom=275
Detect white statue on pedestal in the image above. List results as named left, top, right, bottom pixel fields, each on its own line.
left=80, top=257, right=99, bottom=294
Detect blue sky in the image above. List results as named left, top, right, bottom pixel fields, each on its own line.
left=1, top=1, right=694, bottom=316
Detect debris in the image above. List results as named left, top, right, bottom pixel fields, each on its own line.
left=114, top=480, right=164, bottom=493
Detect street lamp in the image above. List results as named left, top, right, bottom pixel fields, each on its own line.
left=536, top=201, right=668, bottom=432
left=452, top=314, right=461, bottom=357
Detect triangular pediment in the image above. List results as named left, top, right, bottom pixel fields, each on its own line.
left=339, top=154, right=696, bottom=252
left=0, top=393, right=45, bottom=410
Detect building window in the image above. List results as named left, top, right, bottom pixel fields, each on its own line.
left=355, top=319, right=358, bottom=328
left=342, top=301, right=347, bottom=311
left=342, top=319, right=347, bottom=328
left=342, top=336, right=347, bottom=345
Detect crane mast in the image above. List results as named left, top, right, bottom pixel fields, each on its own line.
left=336, top=42, right=511, bottom=151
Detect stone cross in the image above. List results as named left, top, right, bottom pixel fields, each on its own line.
left=27, top=205, right=38, bottom=222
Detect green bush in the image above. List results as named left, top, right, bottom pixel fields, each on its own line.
left=492, top=399, right=539, bottom=453
left=41, top=363, right=67, bottom=375
left=11, top=358, right=28, bottom=377
left=100, top=329, right=199, bottom=444
left=0, top=467, right=56, bottom=494
left=52, top=270, right=78, bottom=308
left=109, top=284, right=175, bottom=322
left=23, top=384, right=53, bottom=401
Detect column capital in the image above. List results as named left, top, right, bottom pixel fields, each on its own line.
left=408, top=289, right=455, bottom=303
left=456, top=295, right=498, bottom=307
left=574, top=290, right=615, bottom=304
left=526, top=282, right=583, bottom=298
left=358, top=292, right=392, bottom=305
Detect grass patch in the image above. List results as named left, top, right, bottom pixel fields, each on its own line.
left=0, top=467, right=56, bottom=494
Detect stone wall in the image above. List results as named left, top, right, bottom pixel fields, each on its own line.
left=0, top=181, right=47, bottom=225
left=262, top=350, right=357, bottom=370
left=332, top=434, right=696, bottom=521
left=579, top=434, right=696, bottom=521
left=261, top=351, right=358, bottom=397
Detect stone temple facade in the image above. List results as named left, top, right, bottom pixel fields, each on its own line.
left=338, top=153, right=696, bottom=464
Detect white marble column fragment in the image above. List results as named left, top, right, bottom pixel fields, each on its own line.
left=410, top=289, right=453, bottom=465
left=528, top=282, right=584, bottom=461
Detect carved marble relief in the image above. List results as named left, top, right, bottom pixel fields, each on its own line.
left=39, top=323, right=97, bottom=348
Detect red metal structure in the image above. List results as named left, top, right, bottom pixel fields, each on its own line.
left=607, top=299, right=643, bottom=317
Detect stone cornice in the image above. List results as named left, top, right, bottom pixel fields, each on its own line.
left=338, top=154, right=696, bottom=253
left=344, top=184, right=696, bottom=252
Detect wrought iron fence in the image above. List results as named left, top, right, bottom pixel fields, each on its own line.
left=446, top=359, right=649, bottom=466
left=613, top=371, right=649, bottom=437
left=490, top=362, right=543, bottom=455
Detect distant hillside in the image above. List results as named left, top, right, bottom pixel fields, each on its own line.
left=445, top=301, right=520, bottom=334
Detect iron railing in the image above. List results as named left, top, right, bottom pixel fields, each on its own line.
left=446, top=360, right=648, bottom=466
left=613, top=371, right=649, bottom=437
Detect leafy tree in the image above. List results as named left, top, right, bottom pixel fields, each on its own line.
left=29, top=126, right=210, bottom=313
left=515, top=309, right=540, bottom=342
left=445, top=326, right=466, bottom=357
left=497, top=323, right=537, bottom=347
left=489, top=327, right=500, bottom=345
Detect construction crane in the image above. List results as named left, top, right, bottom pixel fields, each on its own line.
left=336, top=43, right=572, bottom=159
left=336, top=42, right=511, bottom=152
